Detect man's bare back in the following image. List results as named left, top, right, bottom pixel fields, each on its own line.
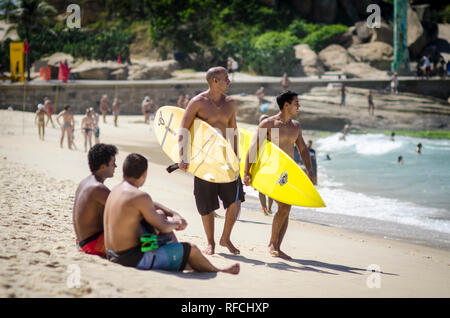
left=73, top=175, right=110, bottom=241
left=104, top=181, right=155, bottom=252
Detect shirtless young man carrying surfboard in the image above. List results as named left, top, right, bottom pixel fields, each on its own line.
left=243, top=90, right=316, bottom=259
left=178, top=66, right=245, bottom=256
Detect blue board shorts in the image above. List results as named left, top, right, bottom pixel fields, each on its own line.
left=106, top=242, right=191, bottom=271
left=137, top=242, right=190, bottom=271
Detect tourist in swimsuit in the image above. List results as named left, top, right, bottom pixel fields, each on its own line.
left=112, top=97, right=120, bottom=127
left=81, top=108, right=94, bottom=152
left=35, top=104, right=48, bottom=141
left=56, top=104, right=75, bottom=149
left=141, top=96, right=153, bottom=123
left=73, top=143, right=118, bottom=257
left=44, top=97, right=56, bottom=128
left=104, top=153, right=239, bottom=274
left=89, top=107, right=100, bottom=144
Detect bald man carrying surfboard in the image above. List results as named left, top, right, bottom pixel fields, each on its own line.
left=178, top=66, right=245, bottom=256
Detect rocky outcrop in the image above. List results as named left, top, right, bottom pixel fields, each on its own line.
left=347, top=42, right=393, bottom=70
left=370, top=22, right=393, bottom=45
left=339, top=62, right=387, bottom=78
left=294, top=44, right=325, bottom=76
left=127, top=59, right=180, bottom=80
left=71, top=60, right=127, bottom=80
left=319, top=44, right=355, bottom=71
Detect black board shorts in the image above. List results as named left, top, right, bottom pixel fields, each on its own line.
left=194, top=176, right=245, bottom=215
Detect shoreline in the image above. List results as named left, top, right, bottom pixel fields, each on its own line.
left=1, top=111, right=449, bottom=297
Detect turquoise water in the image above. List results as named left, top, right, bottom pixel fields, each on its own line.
left=244, top=133, right=450, bottom=249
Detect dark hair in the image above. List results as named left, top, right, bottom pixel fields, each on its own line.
left=276, top=90, right=298, bottom=110
left=123, top=153, right=148, bottom=179
left=88, top=143, right=118, bottom=173
left=64, top=104, right=70, bottom=111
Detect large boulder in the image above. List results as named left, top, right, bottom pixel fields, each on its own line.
left=71, top=60, right=126, bottom=80
left=347, top=41, right=393, bottom=70
left=408, top=2, right=428, bottom=58
left=355, top=21, right=372, bottom=43
left=128, top=59, right=180, bottom=80
left=294, top=44, right=325, bottom=76
left=370, top=22, right=393, bottom=45
left=340, top=62, right=387, bottom=78
left=318, top=44, right=355, bottom=71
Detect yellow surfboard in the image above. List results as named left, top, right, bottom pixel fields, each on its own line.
left=238, top=128, right=325, bottom=207
left=154, top=106, right=239, bottom=183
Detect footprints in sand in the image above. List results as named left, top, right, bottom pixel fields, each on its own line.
left=0, top=160, right=84, bottom=297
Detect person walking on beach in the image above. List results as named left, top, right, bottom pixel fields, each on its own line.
left=100, top=94, right=109, bottom=124
left=35, top=104, right=48, bottom=140
left=243, top=90, right=316, bottom=259
left=367, top=91, right=375, bottom=116
left=44, top=97, right=56, bottom=128
left=142, top=96, right=153, bottom=123
left=104, top=153, right=239, bottom=274
left=90, top=107, right=100, bottom=144
left=178, top=66, right=245, bottom=256
left=112, top=97, right=120, bottom=127
left=56, top=105, right=75, bottom=149
left=391, top=72, right=399, bottom=95
left=81, top=108, right=94, bottom=152
left=72, top=143, right=118, bottom=257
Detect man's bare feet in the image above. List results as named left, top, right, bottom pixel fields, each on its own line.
left=220, top=238, right=240, bottom=255
left=278, top=250, right=292, bottom=260
left=220, top=263, right=240, bottom=275
left=269, top=244, right=292, bottom=259
left=204, top=243, right=215, bottom=255
left=269, top=244, right=279, bottom=257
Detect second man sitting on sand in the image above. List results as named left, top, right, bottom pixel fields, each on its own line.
left=103, top=153, right=240, bottom=274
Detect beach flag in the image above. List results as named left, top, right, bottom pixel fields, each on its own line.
left=58, top=61, right=70, bottom=83
left=117, top=53, right=121, bottom=64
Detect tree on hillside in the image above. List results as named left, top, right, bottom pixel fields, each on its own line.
left=1, top=0, right=56, bottom=80
left=0, top=0, right=16, bottom=23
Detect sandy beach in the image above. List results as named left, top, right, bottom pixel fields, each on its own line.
left=0, top=109, right=449, bottom=298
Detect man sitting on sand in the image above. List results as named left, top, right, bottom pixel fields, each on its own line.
left=104, top=153, right=239, bottom=274
left=72, top=143, right=118, bottom=257
left=244, top=90, right=316, bottom=259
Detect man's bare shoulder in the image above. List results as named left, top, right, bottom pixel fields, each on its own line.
left=259, top=116, right=277, bottom=128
